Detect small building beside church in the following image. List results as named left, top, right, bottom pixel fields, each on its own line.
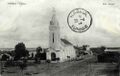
left=46, top=9, right=76, bottom=62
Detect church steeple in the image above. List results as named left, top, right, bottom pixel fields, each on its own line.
left=49, top=8, right=60, bottom=49
left=50, top=8, right=59, bottom=26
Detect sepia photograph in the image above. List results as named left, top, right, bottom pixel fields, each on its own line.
left=0, top=0, right=120, bottom=76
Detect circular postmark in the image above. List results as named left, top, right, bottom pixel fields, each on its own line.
left=67, top=8, right=92, bottom=33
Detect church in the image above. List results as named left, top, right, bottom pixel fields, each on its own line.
left=46, top=9, right=76, bottom=62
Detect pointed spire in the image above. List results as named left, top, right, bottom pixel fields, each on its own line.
left=52, top=7, right=56, bottom=16
left=51, top=7, right=56, bottom=22
left=50, top=7, right=59, bottom=26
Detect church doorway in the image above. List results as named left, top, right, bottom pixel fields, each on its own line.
left=51, top=52, right=56, bottom=61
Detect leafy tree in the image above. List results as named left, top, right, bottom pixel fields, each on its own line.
left=36, top=47, right=42, bottom=54
left=35, top=46, right=42, bottom=63
left=14, top=42, right=29, bottom=60
left=100, top=46, right=106, bottom=51
left=1, top=54, right=9, bottom=61
left=82, top=45, right=89, bottom=50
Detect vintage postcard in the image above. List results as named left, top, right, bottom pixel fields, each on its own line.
left=0, top=0, right=120, bottom=76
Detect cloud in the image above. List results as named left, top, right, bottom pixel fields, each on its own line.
left=0, top=0, right=120, bottom=48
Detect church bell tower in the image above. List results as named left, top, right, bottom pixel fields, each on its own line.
left=49, top=8, right=60, bottom=50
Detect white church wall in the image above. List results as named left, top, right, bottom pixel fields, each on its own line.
left=58, top=46, right=76, bottom=62
left=65, top=46, right=76, bottom=59
left=46, top=51, right=51, bottom=60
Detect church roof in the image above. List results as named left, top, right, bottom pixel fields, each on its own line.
left=61, top=39, right=72, bottom=45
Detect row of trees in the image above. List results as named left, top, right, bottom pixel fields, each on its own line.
left=14, top=42, right=46, bottom=61
left=1, top=42, right=46, bottom=65
left=0, top=42, right=47, bottom=71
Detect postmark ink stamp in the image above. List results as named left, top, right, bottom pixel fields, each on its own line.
left=67, top=8, right=92, bottom=33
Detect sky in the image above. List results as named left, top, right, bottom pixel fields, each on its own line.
left=0, top=0, right=120, bottom=48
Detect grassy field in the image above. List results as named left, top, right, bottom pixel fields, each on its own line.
left=0, top=56, right=119, bottom=76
